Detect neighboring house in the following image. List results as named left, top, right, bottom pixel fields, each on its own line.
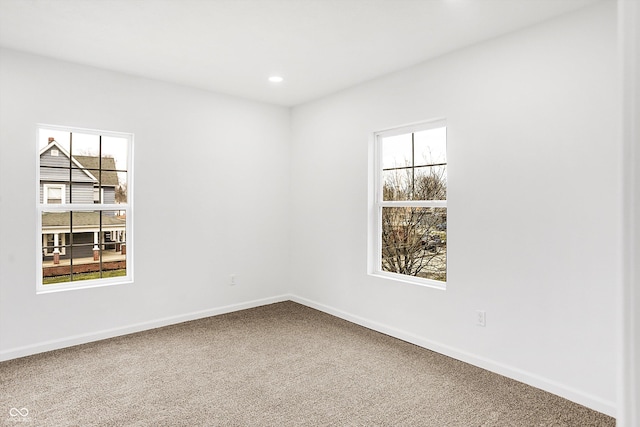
left=40, top=138, right=126, bottom=263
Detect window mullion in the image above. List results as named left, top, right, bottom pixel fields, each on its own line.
left=69, top=132, right=73, bottom=204
left=378, top=200, right=446, bottom=208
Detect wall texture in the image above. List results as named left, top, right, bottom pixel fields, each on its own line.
left=289, top=0, right=619, bottom=415
left=0, top=48, right=292, bottom=359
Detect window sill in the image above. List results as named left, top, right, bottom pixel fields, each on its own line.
left=369, top=271, right=447, bottom=291
left=36, top=277, right=132, bottom=294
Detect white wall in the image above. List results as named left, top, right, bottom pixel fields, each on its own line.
left=0, top=0, right=624, bottom=418
left=621, top=0, right=640, bottom=425
left=290, top=0, right=619, bottom=416
left=0, top=48, right=291, bottom=359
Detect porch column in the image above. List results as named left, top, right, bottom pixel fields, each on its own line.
left=53, top=233, right=60, bottom=265
left=93, top=231, right=100, bottom=261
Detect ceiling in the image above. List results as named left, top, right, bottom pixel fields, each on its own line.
left=0, top=0, right=600, bottom=107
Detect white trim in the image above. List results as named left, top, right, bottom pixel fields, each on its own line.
left=370, top=271, right=446, bottom=290
left=41, top=203, right=129, bottom=211
left=288, top=295, right=617, bottom=417
left=43, top=226, right=125, bottom=234
left=0, top=295, right=289, bottom=361
left=378, top=200, right=447, bottom=208
left=38, top=123, right=134, bottom=140
left=37, top=273, right=132, bottom=294
left=374, top=118, right=447, bottom=139
left=0, top=292, right=617, bottom=417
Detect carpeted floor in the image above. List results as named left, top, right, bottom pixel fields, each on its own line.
left=1, top=301, right=615, bottom=426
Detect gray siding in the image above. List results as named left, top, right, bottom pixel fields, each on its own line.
left=68, top=232, right=95, bottom=259
left=40, top=181, right=94, bottom=204
left=40, top=147, right=120, bottom=206
left=40, top=148, right=96, bottom=184
left=103, top=187, right=116, bottom=204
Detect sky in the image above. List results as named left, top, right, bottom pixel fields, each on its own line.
left=382, top=126, right=446, bottom=169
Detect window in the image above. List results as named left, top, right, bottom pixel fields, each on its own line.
left=37, top=125, right=133, bottom=292
left=93, top=186, right=104, bottom=203
left=370, top=120, right=447, bottom=288
left=43, top=184, right=65, bottom=204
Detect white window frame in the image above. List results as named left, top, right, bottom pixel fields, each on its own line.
left=43, top=183, right=66, bottom=204
left=36, top=124, right=134, bottom=293
left=368, top=118, right=447, bottom=290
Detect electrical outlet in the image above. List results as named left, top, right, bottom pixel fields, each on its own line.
left=229, top=274, right=236, bottom=286
left=476, top=310, right=486, bottom=327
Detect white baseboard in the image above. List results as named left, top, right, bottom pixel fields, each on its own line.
left=0, top=293, right=617, bottom=417
left=288, top=294, right=617, bottom=418
left=0, top=294, right=290, bottom=362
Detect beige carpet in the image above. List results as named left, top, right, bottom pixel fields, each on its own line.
left=1, top=301, right=614, bottom=426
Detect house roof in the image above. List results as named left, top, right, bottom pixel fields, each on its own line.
left=39, top=140, right=121, bottom=187
left=42, top=212, right=126, bottom=228
left=73, top=156, right=120, bottom=187
left=40, top=141, right=98, bottom=182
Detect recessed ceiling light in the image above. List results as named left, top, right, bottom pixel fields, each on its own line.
left=268, top=76, right=284, bottom=83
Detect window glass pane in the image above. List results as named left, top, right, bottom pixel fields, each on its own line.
left=114, top=171, right=128, bottom=204
left=102, top=210, right=127, bottom=279
left=41, top=212, right=70, bottom=285
left=72, top=169, right=127, bottom=204
left=381, top=133, right=412, bottom=170
left=102, top=136, right=128, bottom=171
left=42, top=271, right=71, bottom=285
left=382, top=169, right=411, bottom=201
left=413, top=127, right=446, bottom=166
left=42, top=211, right=69, bottom=234
left=381, top=207, right=447, bottom=282
left=40, top=165, right=69, bottom=180
left=70, top=132, right=100, bottom=159
left=39, top=129, right=70, bottom=155
left=68, top=230, right=96, bottom=281
left=381, top=128, right=447, bottom=202
left=413, top=165, right=447, bottom=200
left=382, top=166, right=447, bottom=201
left=57, top=211, right=127, bottom=282
left=96, top=169, right=125, bottom=204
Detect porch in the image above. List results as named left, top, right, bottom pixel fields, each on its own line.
left=42, top=249, right=126, bottom=267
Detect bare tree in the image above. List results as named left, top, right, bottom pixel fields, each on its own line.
left=115, top=183, right=127, bottom=204
left=381, top=166, right=447, bottom=281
